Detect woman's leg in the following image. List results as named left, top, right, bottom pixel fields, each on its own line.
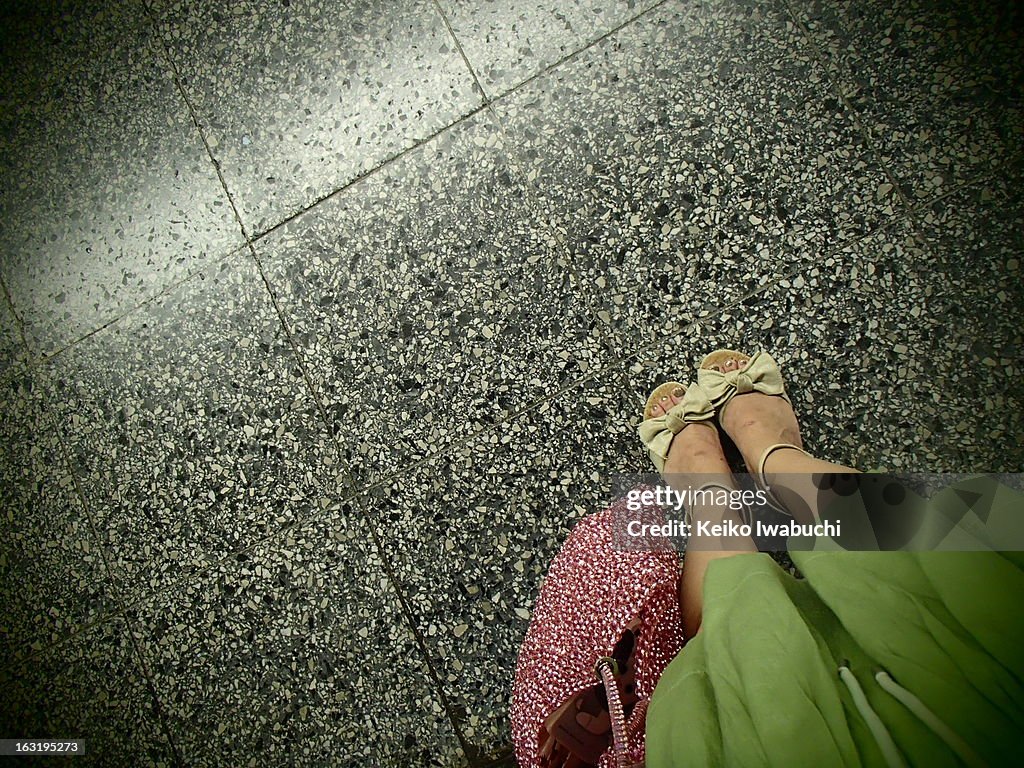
left=649, top=392, right=755, bottom=640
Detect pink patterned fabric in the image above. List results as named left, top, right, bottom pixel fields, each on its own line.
left=510, top=495, right=686, bottom=767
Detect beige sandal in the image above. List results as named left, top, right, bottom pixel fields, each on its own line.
left=696, top=349, right=789, bottom=417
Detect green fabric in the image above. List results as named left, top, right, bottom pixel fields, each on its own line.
left=794, top=473, right=1024, bottom=554
left=646, top=479, right=1024, bottom=767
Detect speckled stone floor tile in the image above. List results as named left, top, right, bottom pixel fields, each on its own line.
left=152, top=0, right=482, bottom=235
left=43, top=249, right=343, bottom=604
left=1001, top=102, right=1024, bottom=160
left=493, top=0, right=895, bottom=350
left=989, top=3, right=1024, bottom=100
left=0, top=0, right=242, bottom=355
left=258, top=109, right=610, bottom=487
left=911, top=172, right=1024, bottom=470
left=1, top=1, right=1021, bottom=765
left=362, top=376, right=642, bottom=757
left=0, top=298, right=24, bottom=379
left=793, top=0, right=1019, bottom=200
left=478, top=752, right=517, bottom=768
left=0, top=367, right=116, bottom=672
left=132, top=504, right=464, bottom=767
left=437, top=0, right=660, bottom=96
left=625, top=207, right=1023, bottom=473
left=0, top=615, right=175, bottom=766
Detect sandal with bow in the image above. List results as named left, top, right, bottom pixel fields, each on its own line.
left=697, top=349, right=811, bottom=508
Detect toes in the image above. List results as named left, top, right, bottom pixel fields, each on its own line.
left=715, top=356, right=751, bottom=373
left=705, top=352, right=756, bottom=374
left=651, top=388, right=685, bottom=417
left=652, top=394, right=673, bottom=416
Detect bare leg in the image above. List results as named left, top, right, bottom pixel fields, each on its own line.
left=649, top=391, right=755, bottom=640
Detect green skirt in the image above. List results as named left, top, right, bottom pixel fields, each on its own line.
left=646, top=487, right=1024, bottom=766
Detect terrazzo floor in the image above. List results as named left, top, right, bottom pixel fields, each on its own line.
left=0, top=0, right=1021, bottom=766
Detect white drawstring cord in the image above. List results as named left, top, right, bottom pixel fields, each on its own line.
left=875, top=671, right=988, bottom=768
left=838, top=665, right=908, bottom=768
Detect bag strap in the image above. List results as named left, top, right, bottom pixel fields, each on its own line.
left=595, top=657, right=630, bottom=768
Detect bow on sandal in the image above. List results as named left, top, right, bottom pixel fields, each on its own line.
left=696, top=349, right=788, bottom=416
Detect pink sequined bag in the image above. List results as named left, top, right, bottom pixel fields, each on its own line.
left=510, top=494, right=685, bottom=767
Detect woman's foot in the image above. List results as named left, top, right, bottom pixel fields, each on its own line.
left=703, top=352, right=803, bottom=473
left=649, top=388, right=731, bottom=477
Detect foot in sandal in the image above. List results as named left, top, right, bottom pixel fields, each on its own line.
left=698, top=350, right=804, bottom=474
left=647, top=387, right=731, bottom=478
left=698, top=349, right=860, bottom=524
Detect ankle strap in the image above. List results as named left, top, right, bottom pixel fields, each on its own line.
left=757, top=443, right=810, bottom=477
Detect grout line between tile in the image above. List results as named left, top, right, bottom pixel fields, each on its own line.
left=248, top=100, right=487, bottom=243
left=351, top=489, right=481, bottom=763
left=26, top=245, right=250, bottom=365
left=248, top=0, right=672, bottom=246
left=0, top=246, right=369, bottom=675
left=0, top=272, right=33, bottom=367
left=483, top=0, right=672, bottom=113
left=432, top=0, right=491, bottom=103
left=242, top=242, right=360, bottom=490
left=4, top=352, right=188, bottom=765
left=29, top=147, right=996, bottom=374
left=148, top=9, right=252, bottom=245
left=124, top=624, right=188, bottom=768
left=246, top=243, right=479, bottom=760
